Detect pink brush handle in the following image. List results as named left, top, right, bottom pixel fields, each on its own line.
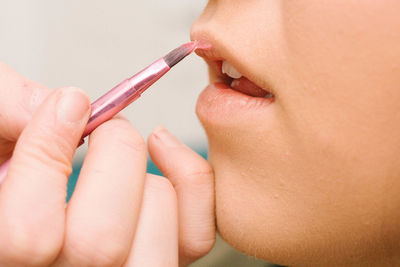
left=0, top=58, right=170, bottom=184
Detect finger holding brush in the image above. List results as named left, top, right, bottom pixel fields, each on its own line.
left=0, top=41, right=204, bottom=183
left=0, top=42, right=215, bottom=266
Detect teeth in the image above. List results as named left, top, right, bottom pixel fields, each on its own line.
left=264, top=92, right=274, bottom=99
left=222, top=61, right=243, bottom=79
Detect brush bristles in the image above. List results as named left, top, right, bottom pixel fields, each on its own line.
left=164, top=42, right=197, bottom=68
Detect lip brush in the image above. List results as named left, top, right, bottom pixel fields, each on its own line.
left=0, top=41, right=199, bottom=183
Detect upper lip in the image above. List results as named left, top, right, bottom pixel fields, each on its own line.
left=191, top=33, right=273, bottom=95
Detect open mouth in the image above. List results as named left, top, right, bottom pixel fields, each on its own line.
left=220, top=60, right=274, bottom=99
left=195, top=48, right=275, bottom=101
left=192, top=39, right=276, bottom=124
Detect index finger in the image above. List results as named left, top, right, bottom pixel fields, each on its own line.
left=148, top=127, right=215, bottom=265
left=0, top=62, right=51, bottom=142
left=57, top=116, right=147, bottom=266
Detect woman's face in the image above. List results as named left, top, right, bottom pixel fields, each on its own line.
left=191, top=1, right=400, bottom=266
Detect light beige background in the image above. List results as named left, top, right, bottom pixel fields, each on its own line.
left=0, top=1, right=273, bottom=266
left=0, top=0, right=209, bottom=156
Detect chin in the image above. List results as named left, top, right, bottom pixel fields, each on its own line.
left=206, top=148, right=288, bottom=265
left=204, top=136, right=400, bottom=267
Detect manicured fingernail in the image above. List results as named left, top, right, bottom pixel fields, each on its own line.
left=153, top=126, right=182, bottom=147
left=57, top=87, right=90, bottom=124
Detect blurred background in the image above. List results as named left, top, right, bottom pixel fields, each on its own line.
left=0, top=1, right=277, bottom=266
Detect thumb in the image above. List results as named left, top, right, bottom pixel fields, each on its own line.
left=0, top=87, right=90, bottom=266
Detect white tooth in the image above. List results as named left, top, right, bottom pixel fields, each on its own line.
left=222, top=61, right=243, bottom=79
left=264, top=93, right=274, bottom=99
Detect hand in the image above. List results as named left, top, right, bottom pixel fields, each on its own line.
left=0, top=62, right=215, bottom=266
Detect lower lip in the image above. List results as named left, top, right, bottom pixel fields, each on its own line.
left=196, top=82, right=274, bottom=126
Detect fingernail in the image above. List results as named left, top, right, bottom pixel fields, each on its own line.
left=57, top=87, right=90, bottom=124
left=152, top=126, right=182, bottom=147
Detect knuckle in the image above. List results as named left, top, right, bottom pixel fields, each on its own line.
left=1, top=228, right=61, bottom=266
left=19, top=80, right=35, bottom=116
left=18, top=131, right=72, bottom=175
left=115, top=132, right=146, bottom=155
left=95, top=117, right=146, bottom=155
left=181, top=237, right=215, bottom=260
left=65, top=233, right=127, bottom=267
left=146, top=174, right=176, bottom=198
left=180, top=162, right=214, bottom=185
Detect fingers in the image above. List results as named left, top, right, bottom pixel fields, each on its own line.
left=0, top=62, right=51, bottom=143
left=125, top=174, right=178, bottom=267
left=0, top=87, right=90, bottom=266
left=56, top=116, right=147, bottom=266
left=148, top=127, right=215, bottom=265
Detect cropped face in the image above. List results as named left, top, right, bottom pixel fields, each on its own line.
left=191, top=1, right=400, bottom=266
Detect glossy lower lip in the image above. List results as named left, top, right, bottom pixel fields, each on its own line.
left=196, top=82, right=274, bottom=127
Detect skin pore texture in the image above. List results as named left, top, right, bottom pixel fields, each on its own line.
left=191, top=1, right=400, bottom=266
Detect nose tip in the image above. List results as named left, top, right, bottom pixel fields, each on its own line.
left=189, top=21, right=200, bottom=42
left=190, top=24, right=212, bottom=47
left=189, top=12, right=210, bottom=43
left=189, top=7, right=216, bottom=52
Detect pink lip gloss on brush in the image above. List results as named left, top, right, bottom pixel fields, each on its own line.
left=0, top=41, right=203, bottom=183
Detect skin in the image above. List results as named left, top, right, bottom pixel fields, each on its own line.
left=0, top=62, right=215, bottom=266
left=191, top=0, right=400, bottom=266
left=2, top=1, right=399, bottom=265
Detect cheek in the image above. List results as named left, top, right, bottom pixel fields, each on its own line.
left=195, top=0, right=400, bottom=265
left=209, top=128, right=400, bottom=266
left=279, top=1, right=400, bottom=181
left=280, top=0, right=400, bottom=113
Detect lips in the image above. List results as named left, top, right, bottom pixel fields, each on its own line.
left=192, top=37, right=275, bottom=126
left=195, top=47, right=274, bottom=100
left=231, top=77, right=272, bottom=98
left=221, top=60, right=272, bottom=98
